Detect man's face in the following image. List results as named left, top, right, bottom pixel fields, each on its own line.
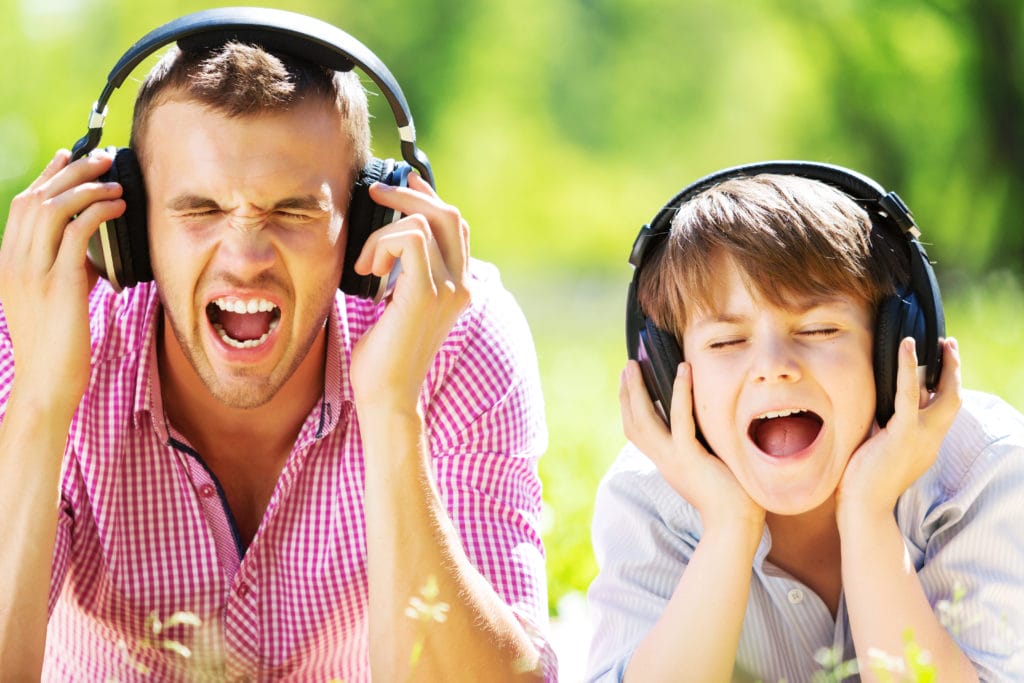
left=143, top=97, right=351, bottom=408
left=681, top=254, right=877, bottom=516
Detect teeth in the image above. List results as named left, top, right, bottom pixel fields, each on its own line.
left=212, top=318, right=280, bottom=349
left=209, top=296, right=280, bottom=348
left=757, top=408, right=806, bottom=420
left=212, top=297, right=277, bottom=314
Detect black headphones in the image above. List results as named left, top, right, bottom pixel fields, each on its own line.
left=70, top=6, right=434, bottom=301
left=626, top=161, right=945, bottom=429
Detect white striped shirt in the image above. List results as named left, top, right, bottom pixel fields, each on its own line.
left=586, top=391, right=1024, bottom=682
left=0, top=258, right=556, bottom=681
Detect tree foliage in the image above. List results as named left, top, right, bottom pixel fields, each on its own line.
left=3, top=0, right=1021, bottom=277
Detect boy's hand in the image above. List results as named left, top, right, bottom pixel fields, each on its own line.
left=349, top=173, right=471, bottom=413
left=0, top=149, right=123, bottom=418
left=837, top=337, right=962, bottom=525
left=620, top=360, right=765, bottom=533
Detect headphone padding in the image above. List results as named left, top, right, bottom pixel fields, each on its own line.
left=112, top=147, right=152, bottom=286
left=341, top=158, right=391, bottom=297
left=95, top=147, right=150, bottom=289
left=873, top=294, right=901, bottom=426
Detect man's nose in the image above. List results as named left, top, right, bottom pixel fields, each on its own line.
left=218, top=217, right=276, bottom=276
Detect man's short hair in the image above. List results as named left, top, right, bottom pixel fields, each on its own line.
left=129, top=41, right=371, bottom=180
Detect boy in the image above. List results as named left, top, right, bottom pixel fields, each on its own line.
left=586, top=163, right=1023, bottom=682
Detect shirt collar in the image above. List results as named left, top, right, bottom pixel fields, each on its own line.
left=132, top=287, right=352, bottom=441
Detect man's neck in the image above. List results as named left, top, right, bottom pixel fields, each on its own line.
left=155, top=315, right=327, bottom=468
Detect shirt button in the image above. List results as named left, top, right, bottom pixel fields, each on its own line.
left=199, top=484, right=216, bottom=498
left=237, top=583, right=250, bottom=598
left=787, top=588, right=805, bottom=605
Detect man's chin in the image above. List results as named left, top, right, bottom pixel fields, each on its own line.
left=204, top=376, right=280, bottom=410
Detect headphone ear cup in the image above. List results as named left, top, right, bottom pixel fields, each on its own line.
left=873, top=288, right=928, bottom=427
left=89, top=147, right=150, bottom=290
left=340, top=157, right=410, bottom=298
left=639, top=320, right=683, bottom=417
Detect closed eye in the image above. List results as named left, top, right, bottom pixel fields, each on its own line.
left=275, top=210, right=317, bottom=221
left=708, top=338, right=746, bottom=350
left=799, top=327, right=839, bottom=338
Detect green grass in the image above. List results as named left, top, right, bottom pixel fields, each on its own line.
left=509, top=269, right=1024, bottom=616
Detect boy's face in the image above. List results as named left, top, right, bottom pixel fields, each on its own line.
left=681, top=254, right=876, bottom=516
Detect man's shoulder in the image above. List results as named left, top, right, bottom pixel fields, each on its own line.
left=87, top=280, right=160, bottom=363
left=339, top=257, right=532, bottom=355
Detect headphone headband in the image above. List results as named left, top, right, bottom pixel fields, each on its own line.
left=70, top=6, right=433, bottom=185
left=637, top=161, right=916, bottom=260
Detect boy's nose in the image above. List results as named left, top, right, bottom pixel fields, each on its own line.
left=751, top=338, right=802, bottom=384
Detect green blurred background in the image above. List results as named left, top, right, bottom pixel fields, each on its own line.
left=3, top=0, right=1022, bottom=619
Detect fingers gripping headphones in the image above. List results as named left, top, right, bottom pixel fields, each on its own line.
left=69, top=6, right=435, bottom=301
left=625, top=161, right=946, bottom=429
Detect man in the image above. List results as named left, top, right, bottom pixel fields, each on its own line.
left=0, top=22, right=554, bottom=682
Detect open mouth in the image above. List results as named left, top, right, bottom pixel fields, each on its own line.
left=748, top=408, right=824, bottom=457
left=206, top=297, right=281, bottom=349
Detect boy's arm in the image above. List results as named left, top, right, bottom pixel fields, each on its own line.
left=0, top=150, right=124, bottom=677
left=838, top=338, right=978, bottom=681
left=354, top=176, right=549, bottom=682
left=624, top=519, right=760, bottom=683
left=599, top=361, right=764, bottom=683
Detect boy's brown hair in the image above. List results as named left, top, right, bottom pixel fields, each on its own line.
left=129, top=41, right=371, bottom=180
left=637, top=173, right=909, bottom=338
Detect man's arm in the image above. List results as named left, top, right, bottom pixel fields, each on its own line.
left=352, top=175, right=548, bottom=682
left=0, top=149, right=123, bottom=678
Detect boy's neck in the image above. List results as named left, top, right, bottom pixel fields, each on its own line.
left=766, top=496, right=843, bottom=618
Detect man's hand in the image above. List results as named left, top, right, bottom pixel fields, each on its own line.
left=620, top=359, right=765, bottom=533
left=0, top=149, right=123, bottom=416
left=837, top=337, right=962, bottom=525
left=0, top=147, right=123, bottom=683
left=349, top=173, right=470, bottom=413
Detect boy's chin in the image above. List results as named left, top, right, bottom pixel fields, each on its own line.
left=756, top=489, right=838, bottom=518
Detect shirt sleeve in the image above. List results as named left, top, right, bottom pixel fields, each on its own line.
left=585, top=444, right=701, bottom=683
left=423, top=261, right=558, bottom=681
left=898, top=393, right=1024, bottom=682
left=0, top=300, right=74, bottom=616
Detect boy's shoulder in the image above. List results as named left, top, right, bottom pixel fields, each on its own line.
left=934, top=389, right=1024, bottom=491
left=596, top=442, right=704, bottom=540
left=900, top=389, right=1024, bottom=529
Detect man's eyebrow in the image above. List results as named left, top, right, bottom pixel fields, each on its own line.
left=165, top=194, right=331, bottom=213
left=273, top=195, right=331, bottom=212
left=167, top=194, right=219, bottom=212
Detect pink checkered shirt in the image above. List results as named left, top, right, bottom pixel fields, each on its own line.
left=0, top=259, right=555, bottom=682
